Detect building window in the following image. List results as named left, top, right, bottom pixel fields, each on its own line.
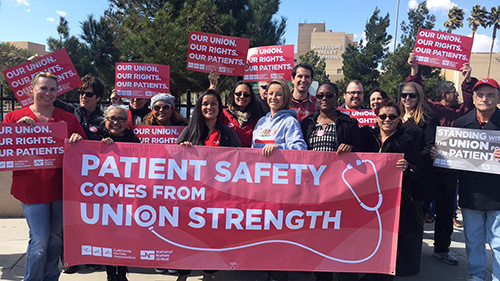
left=337, top=69, right=342, bottom=74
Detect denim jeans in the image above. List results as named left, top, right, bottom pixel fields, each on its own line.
left=462, top=208, right=500, bottom=281
left=22, top=200, right=63, bottom=281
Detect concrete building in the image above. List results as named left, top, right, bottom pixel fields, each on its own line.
left=296, top=23, right=357, bottom=83
left=4, top=41, right=48, bottom=56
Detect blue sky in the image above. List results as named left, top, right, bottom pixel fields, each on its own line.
left=0, top=0, right=498, bottom=53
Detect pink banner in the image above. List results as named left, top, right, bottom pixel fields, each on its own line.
left=132, top=125, right=186, bottom=144
left=243, top=45, right=294, bottom=81
left=187, top=31, right=250, bottom=75
left=413, top=28, right=473, bottom=71
left=1, top=49, right=82, bottom=107
left=63, top=141, right=402, bottom=274
left=115, top=63, right=170, bottom=98
left=0, top=123, right=68, bottom=171
left=338, top=109, right=377, bottom=127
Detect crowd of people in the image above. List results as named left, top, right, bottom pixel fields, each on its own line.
left=4, top=53, right=500, bottom=281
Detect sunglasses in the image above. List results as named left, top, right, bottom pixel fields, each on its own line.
left=316, top=93, right=337, bottom=100
left=401, top=92, right=417, bottom=99
left=378, top=114, right=399, bottom=121
left=153, top=104, right=172, bottom=111
left=260, top=84, right=267, bottom=90
left=105, top=116, right=127, bottom=123
left=79, top=90, right=95, bottom=98
left=234, top=92, right=251, bottom=98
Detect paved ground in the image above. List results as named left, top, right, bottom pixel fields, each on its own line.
left=0, top=215, right=493, bottom=281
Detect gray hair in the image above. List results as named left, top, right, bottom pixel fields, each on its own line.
left=433, top=81, right=455, bottom=101
left=104, top=104, right=128, bottom=119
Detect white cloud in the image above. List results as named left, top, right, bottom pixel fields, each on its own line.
left=15, top=0, right=30, bottom=6
left=471, top=33, right=499, bottom=53
left=408, top=0, right=418, bottom=10
left=427, top=0, right=457, bottom=12
left=25, top=8, right=31, bottom=13
left=46, top=17, right=55, bottom=22
left=56, top=10, right=67, bottom=17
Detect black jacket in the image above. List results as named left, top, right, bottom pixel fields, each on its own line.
left=54, top=99, right=104, bottom=139
left=301, top=111, right=361, bottom=151
left=360, top=125, right=422, bottom=200
left=453, top=108, right=500, bottom=210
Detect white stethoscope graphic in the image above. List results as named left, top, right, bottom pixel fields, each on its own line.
left=149, top=159, right=383, bottom=264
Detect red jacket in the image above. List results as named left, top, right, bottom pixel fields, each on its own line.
left=3, top=107, right=87, bottom=204
left=220, top=108, right=256, bottom=147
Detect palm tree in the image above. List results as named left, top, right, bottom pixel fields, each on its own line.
left=444, top=6, right=464, bottom=33
left=468, top=5, right=488, bottom=39
left=487, top=6, right=500, bottom=78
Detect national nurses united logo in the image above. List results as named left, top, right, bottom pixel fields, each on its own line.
left=140, top=250, right=155, bottom=260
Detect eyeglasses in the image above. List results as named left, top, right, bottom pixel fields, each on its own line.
left=445, top=90, right=458, bottom=95
left=260, top=84, right=267, bottom=90
left=131, top=98, right=146, bottom=101
left=105, top=116, right=128, bottom=123
left=234, top=92, right=251, bottom=98
left=154, top=104, right=172, bottom=111
left=400, top=92, right=417, bottom=99
left=316, top=93, right=337, bottom=100
left=378, top=114, right=399, bottom=121
left=79, top=90, right=95, bottom=98
left=345, top=91, right=364, bottom=96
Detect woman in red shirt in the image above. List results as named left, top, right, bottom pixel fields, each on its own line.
left=3, top=72, right=85, bottom=281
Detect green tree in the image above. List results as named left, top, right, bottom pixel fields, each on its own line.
left=444, top=6, right=464, bottom=33
left=340, top=7, right=392, bottom=94
left=380, top=2, right=440, bottom=98
left=0, top=43, right=33, bottom=99
left=81, top=14, right=122, bottom=92
left=106, top=0, right=286, bottom=94
left=468, top=5, right=488, bottom=39
left=487, top=6, right=500, bottom=78
left=47, top=17, right=95, bottom=79
left=298, top=50, right=329, bottom=85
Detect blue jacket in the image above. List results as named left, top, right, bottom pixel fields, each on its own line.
left=252, top=109, right=306, bottom=150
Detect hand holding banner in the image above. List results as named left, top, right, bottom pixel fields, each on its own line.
left=63, top=141, right=402, bottom=274
left=244, top=45, right=294, bottom=81
left=1, top=49, right=82, bottom=107
left=115, top=63, right=170, bottom=98
left=413, top=29, right=473, bottom=71
left=0, top=123, right=68, bottom=171
left=187, top=31, right=250, bottom=75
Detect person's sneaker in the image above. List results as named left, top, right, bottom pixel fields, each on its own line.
left=88, top=264, right=101, bottom=270
left=467, top=275, right=486, bottom=281
left=433, top=251, right=458, bottom=265
left=155, top=268, right=167, bottom=274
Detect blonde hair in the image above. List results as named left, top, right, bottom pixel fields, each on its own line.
left=268, top=79, right=292, bottom=111
left=400, top=82, right=432, bottom=125
left=32, top=71, right=58, bottom=87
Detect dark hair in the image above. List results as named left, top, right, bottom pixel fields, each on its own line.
left=433, top=81, right=455, bottom=101
left=292, top=63, right=314, bottom=79
left=179, top=90, right=222, bottom=145
left=369, top=88, right=389, bottom=100
left=375, top=99, right=401, bottom=116
left=343, top=80, right=365, bottom=93
left=226, top=81, right=265, bottom=123
left=317, top=82, right=339, bottom=96
left=80, top=74, right=104, bottom=99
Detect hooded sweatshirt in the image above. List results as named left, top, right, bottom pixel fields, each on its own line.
left=252, top=109, right=306, bottom=150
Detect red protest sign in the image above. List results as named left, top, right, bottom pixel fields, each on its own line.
left=132, top=125, right=186, bottom=144
left=244, top=45, right=294, bottom=81
left=413, top=29, right=473, bottom=71
left=63, top=141, right=402, bottom=274
left=187, top=31, right=250, bottom=76
left=115, top=63, right=170, bottom=98
left=0, top=123, right=68, bottom=171
left=1, top=49, right=82, bottom=107
left=338, top=108, right=377, bottom=127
